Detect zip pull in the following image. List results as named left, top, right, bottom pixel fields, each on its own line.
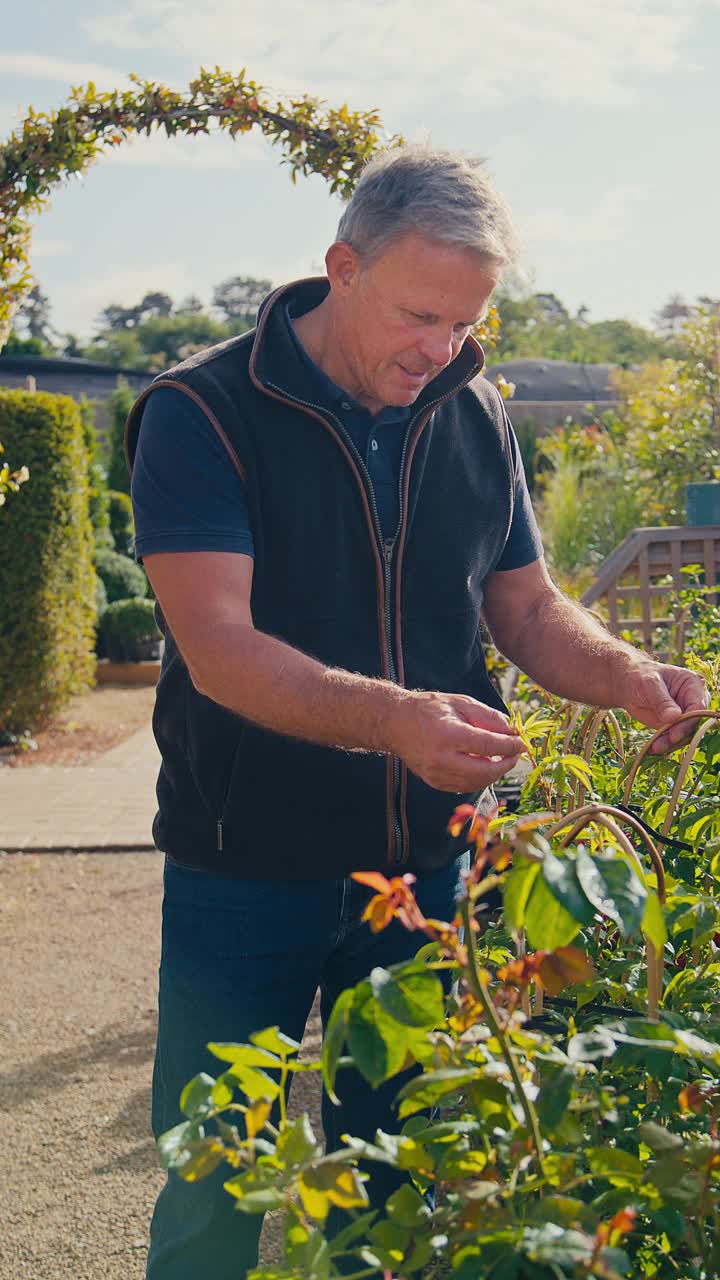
left=383, top=538, right=395, bottom=566
left=217, top=819, right=224, bottom=852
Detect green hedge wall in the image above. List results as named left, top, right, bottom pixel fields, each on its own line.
left=0, top=389, right=96, bottom=732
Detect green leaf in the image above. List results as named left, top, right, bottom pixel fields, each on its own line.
left=567, top=1027, right=617, bottom=1062
left=211, top=1073, right=235, bottom=1108
left=208, top=1042, right=282, bottom=1068
left=525, top=872, right=581, bottom=950
left=157, top=1119, right=197, bottom=1169
left=250, top=1026, right=300, bottom=1057
left=385, top=1183, right=431, bottom=1228
left=327, top=1211, right=378, bottom=1254
left=503, top=861, right=539, bottom=932
left=637, top=1122, right=684, bottom=1153
left=369, top=964, right=445, bottom=1028
left=576, top=848, right=647, bottom=937
left=276, top=1113, right=320, bottom=1166
left=642, top=890, right=668, bottom=951
left=535, top=1063, right=575, bottom=1130
left=298, top=1162, right=368, bottom=1221
left=396, top=1068, right=481, bottom=1119
left=541, top=850, right=595, bottom=926
left=598, top=1247, right=631, bottom=1275
left=522, top=1222, right=593, bottom=1266
left=438, top=1147, right=488, bottom=1178
left=224, top=1182, right=286, bottom=1213
left=226, top=1063, right=281, bottom=1101
left=347, top=985, right=410, bottom=1087
left=179, top=1072, right=216, bottom=1119
left=177, top=1136, right=226, bottom=1182
left=586, top=1147, right=643, bottom=1184
left=322, top=988, right=353, bottom=1103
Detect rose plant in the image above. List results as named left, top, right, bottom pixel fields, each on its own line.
left=159, top=688, right=720, bottom=1279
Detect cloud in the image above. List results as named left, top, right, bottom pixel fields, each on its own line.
left=519, top=185, right=651, bottom=251
left=32, top=238, right=69, bottom=259
left=0, top=52, right=129, bottom=89
left=101, top=126, right=266, bottom=171
left=82, top=0, right=707, bottom=110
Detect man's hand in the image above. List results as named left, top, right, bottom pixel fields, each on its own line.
left=389, top=691, right=525, bottom=792
left=617, top=660, right=710, bottom=754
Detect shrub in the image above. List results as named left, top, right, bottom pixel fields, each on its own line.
left=536, top=421, right=643, bottom=585
left=100, top=597, right=161, bottom=661
left=95, top=546, right=147, bottom=603
left=79, top=396, right=112, bottom=550
left=106, top=379, right=135, bottom=494
left=0, top=389, right=96, bottom=732
left=108, top=488, right=135, bottom=555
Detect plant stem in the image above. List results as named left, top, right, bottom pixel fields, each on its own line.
left=459, top=897, right=545, bottom=1174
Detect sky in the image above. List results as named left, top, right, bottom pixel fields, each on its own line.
left=2, top=0, right=719, bottom=341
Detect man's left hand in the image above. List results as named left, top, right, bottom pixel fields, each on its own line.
left=619, top=661, right=710, bottom=753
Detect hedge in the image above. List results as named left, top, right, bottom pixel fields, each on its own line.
left=0, top=389, right=96, bottom=731
left=79, top=396, right=112, bottom=549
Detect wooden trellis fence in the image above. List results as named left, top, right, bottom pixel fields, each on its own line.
left=580, top=525, right=720, bottom=650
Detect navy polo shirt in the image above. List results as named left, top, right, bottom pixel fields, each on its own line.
left=132, top=309, right=543, bottom=567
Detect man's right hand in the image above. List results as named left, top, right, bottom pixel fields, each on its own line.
left=389, top=691, right=525, bottom=793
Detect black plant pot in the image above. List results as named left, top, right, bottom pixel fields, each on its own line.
left=105, top=636, right=163, bottom=663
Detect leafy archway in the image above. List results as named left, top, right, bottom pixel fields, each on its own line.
left=0, top=67, right=401, bottom=350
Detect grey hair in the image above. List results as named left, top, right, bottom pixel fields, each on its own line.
left=336, top=145, right=520, bottom=270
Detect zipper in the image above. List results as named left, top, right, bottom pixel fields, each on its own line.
left=262, top=360, right=482, bottom=867
left=216, top=739, right=244, bottom=852
left=266, top=381, right=407, bottom=864
left=383, top=536, right=404, bottom=864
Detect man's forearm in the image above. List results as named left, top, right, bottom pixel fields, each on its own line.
left=496, top=588, right=645, bottom=707
left=190, top=621, right=414, bottom=753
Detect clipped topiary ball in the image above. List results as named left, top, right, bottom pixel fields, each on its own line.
left=100, top=596, right=162, bottom=662
left=95, top=547, right=148, bottom=603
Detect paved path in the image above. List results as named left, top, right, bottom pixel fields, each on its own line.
left=0, top=726, right=159, bottom=851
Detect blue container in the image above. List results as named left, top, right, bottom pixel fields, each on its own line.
left=686, top=482, right=720, bottom=526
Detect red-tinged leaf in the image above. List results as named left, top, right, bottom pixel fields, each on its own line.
left=448, top=804, right=476, bottom=837
left=352, top=871, right=392, bottom=894
left=679, top=1082, right=705, bottom=1114
left=362, top=895, right=395, bottom=932
left=607, top=1207, right=637, bottom=1237
left=537, top=946, right=596, bottom=997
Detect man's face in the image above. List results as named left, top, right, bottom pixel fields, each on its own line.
left=327, top=231, right=500, bottom=414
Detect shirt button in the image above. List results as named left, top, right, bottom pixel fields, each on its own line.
left=341, top=400, right=352, bottom=411
left=370, top=439, right=379, bottom=452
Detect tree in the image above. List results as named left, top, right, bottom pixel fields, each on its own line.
left=0, top=69, right=401, bottom=352
left=653, top=293, right=691, bottom=338
left=84, top=311, right=234, bottom=370
left=13, top=283, right=55, bottom=347
left=178, top=294, right=204, bottom=315
left=212, top=275, right=273, bottom=328
left=98, top=290, right=175, bottom=332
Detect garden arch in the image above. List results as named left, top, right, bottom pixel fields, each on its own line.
left=0, top=67, right=400, bottom=349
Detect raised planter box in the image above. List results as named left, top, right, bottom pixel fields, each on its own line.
left=96, top=658, right=160, bottom=686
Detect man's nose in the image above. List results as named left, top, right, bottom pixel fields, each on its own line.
left=417, top=329, right=455, bottom=369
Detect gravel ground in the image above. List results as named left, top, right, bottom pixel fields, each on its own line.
left=2, top=686, right=156, bottom=769
left=0, top=851, right=322, bottom=1280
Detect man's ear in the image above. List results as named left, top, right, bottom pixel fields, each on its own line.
left=325, top=241, right=362, bottom=295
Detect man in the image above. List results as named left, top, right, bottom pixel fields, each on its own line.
left=127, top=146, right=706, bottom=1279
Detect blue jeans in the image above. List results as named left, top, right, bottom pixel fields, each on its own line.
left=146, top=853, right=469, bottom=1280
